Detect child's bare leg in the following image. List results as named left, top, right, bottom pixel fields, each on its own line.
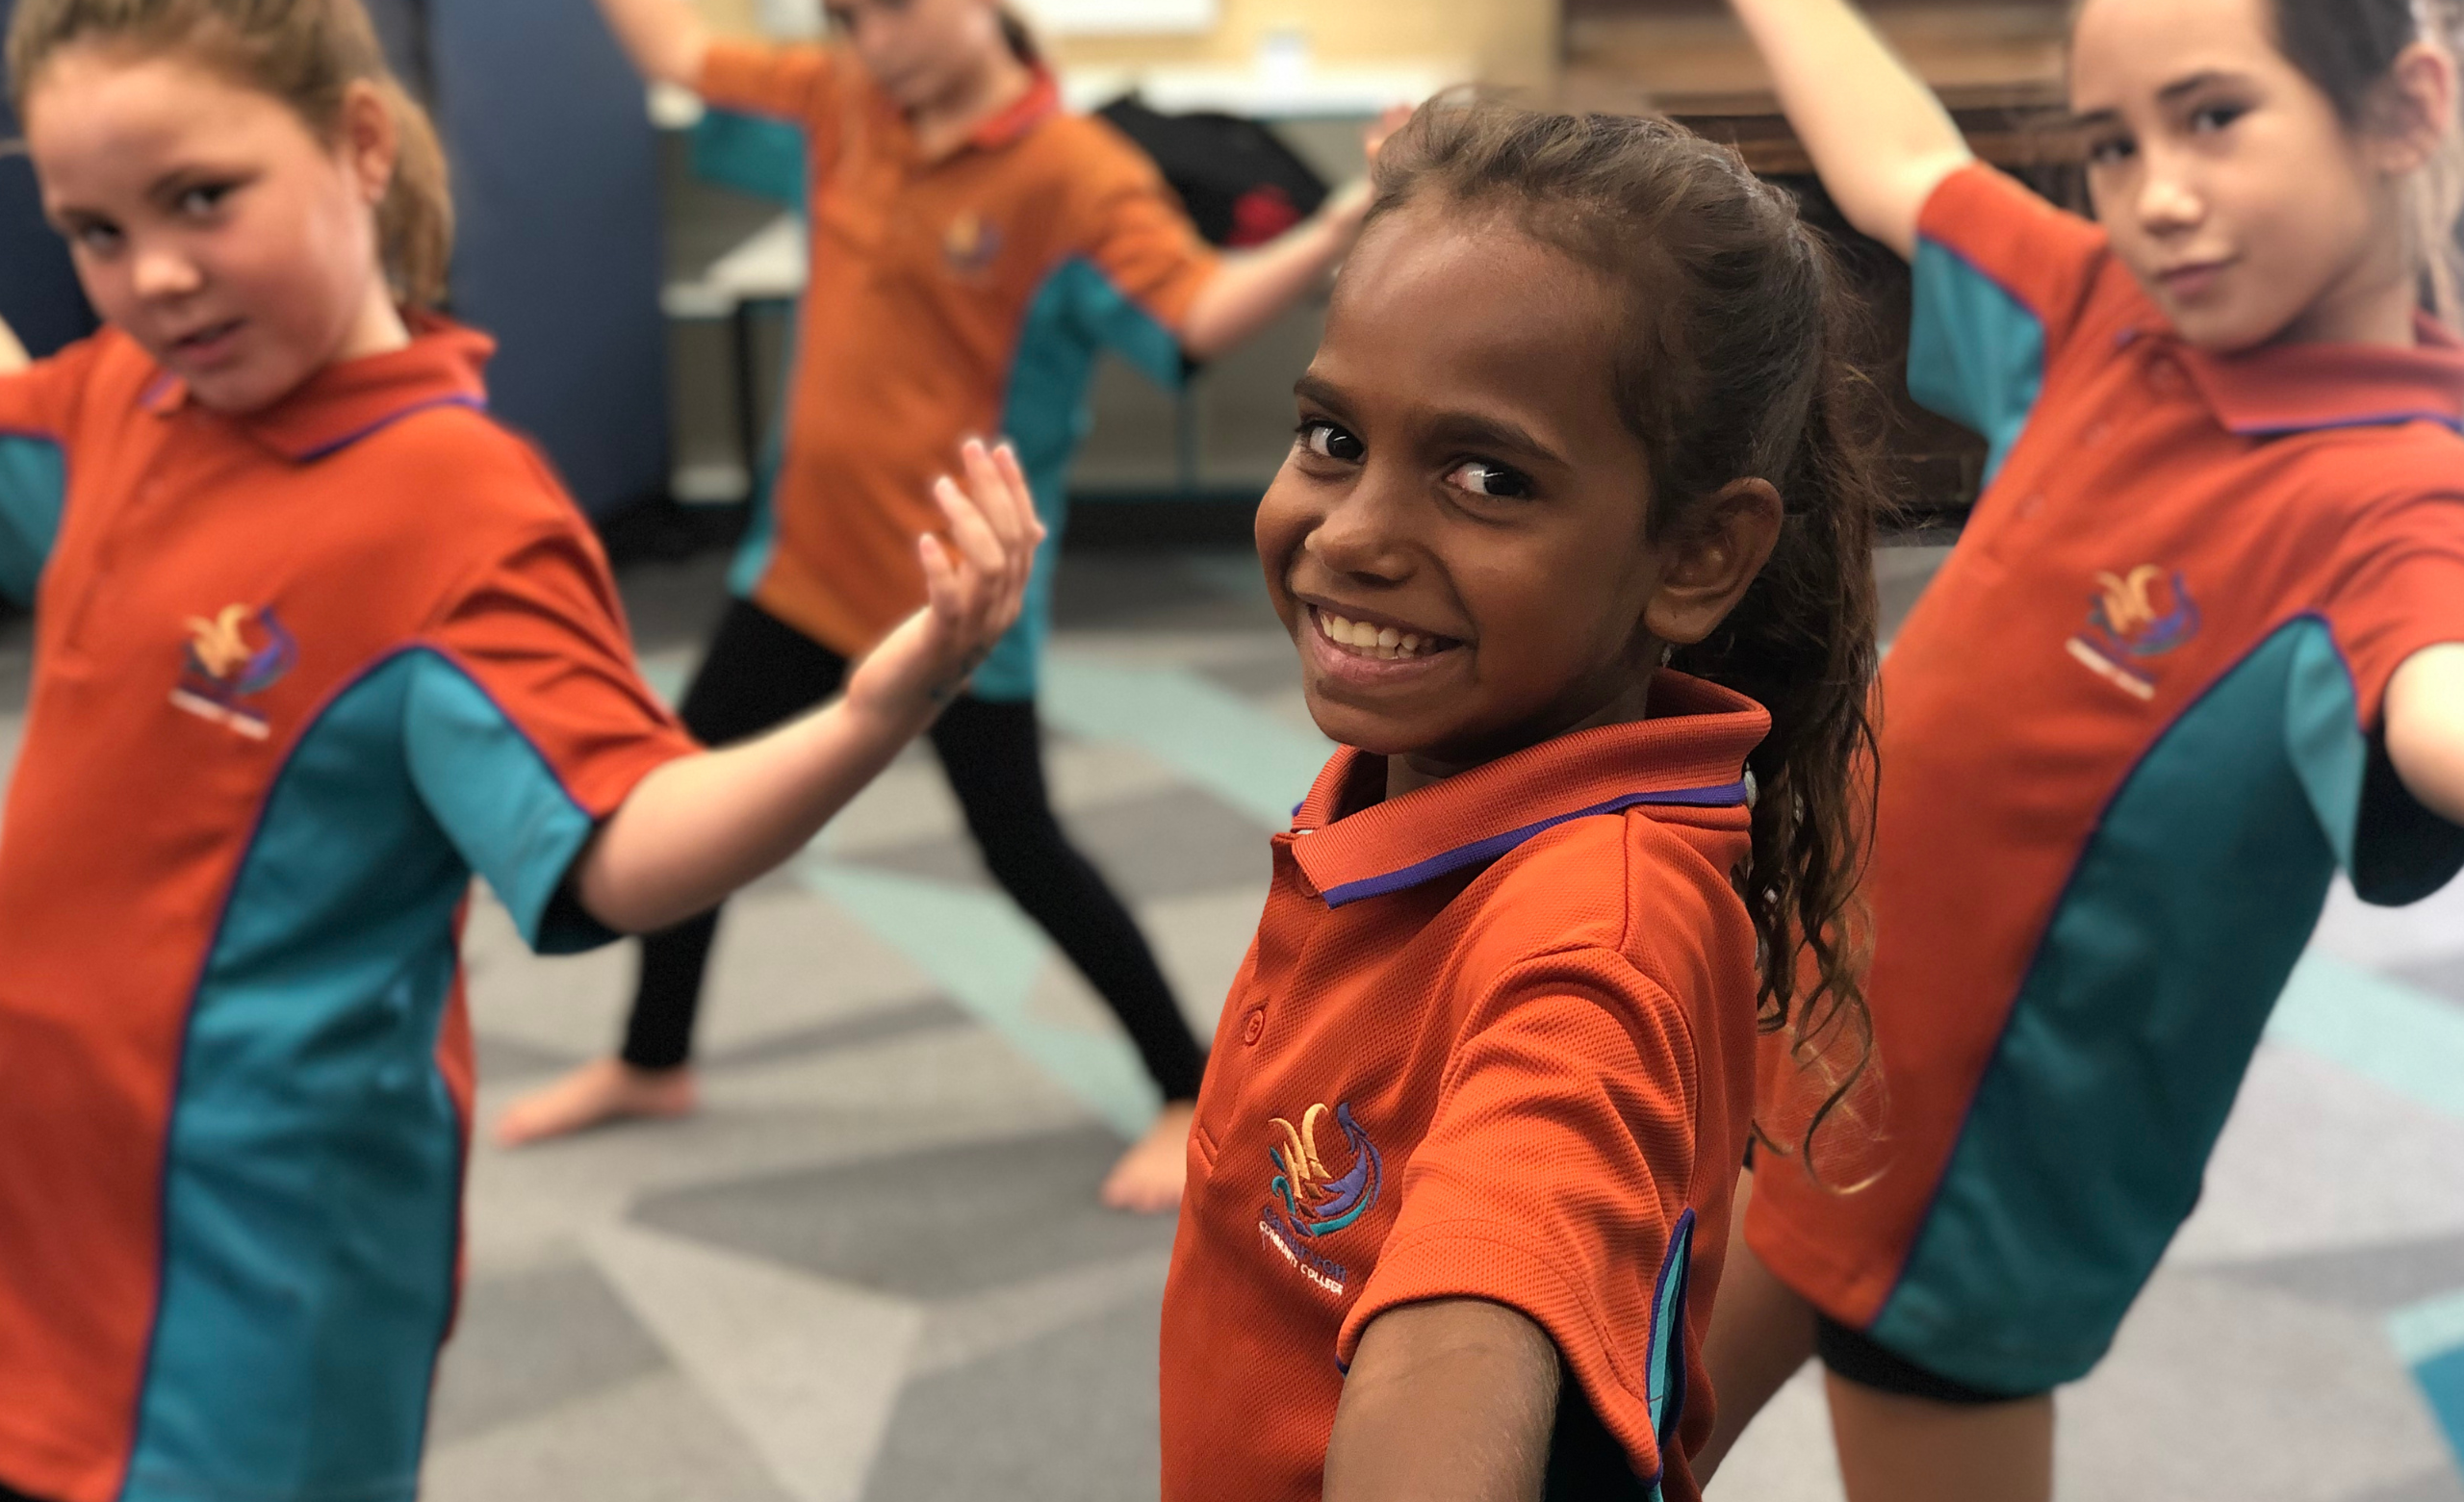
left=1827, top=1373, right=2053, bottom=1502
left=492, top=1057, right=698, bottom=1147
left=1693, top=1168, right=1816, bottom=1481
left=1101, top=1099, right=1195, bottom=1214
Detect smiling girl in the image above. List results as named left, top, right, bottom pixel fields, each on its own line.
left=1157, top=100, right=1884, bottom=1502
left=1699, top=0, right=2464, bottom=1496
left=0, top=2, right=1038, bottom=1499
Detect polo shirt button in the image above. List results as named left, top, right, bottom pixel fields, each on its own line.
left=2147, top=357, right=2187, bottom=395
left=1242, top=1009, right=1267, bottom=1045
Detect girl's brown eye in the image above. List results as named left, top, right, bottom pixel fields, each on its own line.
left=1298, top=420, right=1363, bottom=463
left=1445, top=459, right=1532, bottom=499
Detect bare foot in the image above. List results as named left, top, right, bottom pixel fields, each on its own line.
left=1102, top=1100, right=1196, bottom=1214
left=492, top=1057, right=698, bottom=1148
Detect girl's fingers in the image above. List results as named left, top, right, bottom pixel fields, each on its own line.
left=932, top=474, right=1008, bottom=579
left=990, top=442, right=1046, bottom=554
left=960, top=439, right=1024, bottom=555
left=917, top=531, right=962, bottom=622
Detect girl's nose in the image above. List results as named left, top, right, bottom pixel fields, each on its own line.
left=2135, top=163, right=2205, bottom=237
left=1304, top=478, right=1415, bottom=584
left=130, top=245, right=204, bottom=301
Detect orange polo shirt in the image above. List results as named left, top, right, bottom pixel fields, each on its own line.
left=0, top=320, right=692, bottom=1502
left=1748, top=165, right=2464, bottom=1396
left=696, top=40, right=1221, bottom=699
left=1160, top=675, right=1771, bottom=1502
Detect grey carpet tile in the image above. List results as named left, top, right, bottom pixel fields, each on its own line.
left=836, top=784, right=1271, bottom=901
left=2195, top=1232, right=2464, bottom=1314
left=695, top=994, right=977, bottom=1072
left=427, top=1259, right=672, bottom=1445
left=2351, top=1469, right=2464, bottom=1502
left=424, top=1368, right=799, bottom=1502
left=474, top=1031, right=586, bottom=1083
left=629, top=1125, right=1177, bottom=1300
left=2388, top=954, right=2464, bottom=1010
left=865, top=1292, right=1164, bottom=1502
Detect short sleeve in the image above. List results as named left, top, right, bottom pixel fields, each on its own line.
left=406, top=523, right=696, bottom=953
left=2288, top=490, right=2464, bottom=903
left=1070, top=133, right=1222, bottom=386
left=1908, top=165, right=2111, bottom=482
left=0, top=344, right=93, bottom=604
left=1335, top=949, right=1704, bottom=1490
left=696, top=36, right=841, bottom=125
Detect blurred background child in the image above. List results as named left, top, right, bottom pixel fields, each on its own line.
left=494, top=0, right=1406, bottom=1214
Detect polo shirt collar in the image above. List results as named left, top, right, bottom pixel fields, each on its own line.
left=2145, top=313, right=2464, bottom=437
left=1287, top=672, right=1771, bottom=909
left=878, top=64, right=1062, bottom=162
left=970, top=65, right=1061, bottom=149
left=143, top=316, right=493, bottom=462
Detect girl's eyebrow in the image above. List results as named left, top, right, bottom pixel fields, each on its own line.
left=1422, top=409, right=1565, bottom=468
left=2072, top=69, right=2254, bottom=129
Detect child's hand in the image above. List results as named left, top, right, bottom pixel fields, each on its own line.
left=1361, top=102, right=1414, bottom=167
left=847, top=438, right=1044, bottom=722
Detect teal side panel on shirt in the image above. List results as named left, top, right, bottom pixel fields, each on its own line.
left=1870, top=620, right=2363, bottom=1393
left=0, top=433, right=66, bottom=605
left=701, top=113, right=807, bottom=600
left=982, top=256, right=1186, bottom=702
left=128, top=652, right=612, bottom=1501
left=692, top=110, right=808, bottom=207
left=1642, top=1209, right=1697, bottom=1502
left=1908, top=239, right=2049, bottom=487
left=402, top=652, right=614, bottom=954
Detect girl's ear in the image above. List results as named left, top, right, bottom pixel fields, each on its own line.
left=1643, top=477, right=1784, bottom=649
left=337, top=78, right=400, bottom=207
left=2370, top=40, right=2457, bottom=176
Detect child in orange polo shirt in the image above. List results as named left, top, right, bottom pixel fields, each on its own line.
left=1158, top=101, right=1884, bottom=1502
left=0, top=3, right=1037, bottom=1499
left=1698, top=0, right=2464, bottom=1496
left=499, top=0, right=1407, bottom=1211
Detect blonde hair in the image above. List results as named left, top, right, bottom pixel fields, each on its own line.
left=7, top=0, right=452, bottom=308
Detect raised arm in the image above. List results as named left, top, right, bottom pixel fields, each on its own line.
left=1180, top=105, right=1413, bottom=361
left=1726, top=0, right=1973, bottom=259
left=591, top=0, right=710, bottom=89
left=1322, top=1300, right=1560, bottom=1502
left=572, top=441, right=1042, bottom=931
left=2383, top=644, right=2464, bottom=826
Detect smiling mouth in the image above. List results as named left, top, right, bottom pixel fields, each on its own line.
left=1311, top=605, right=1460, bottom=663
left=168, top=319, right=244, bottom=356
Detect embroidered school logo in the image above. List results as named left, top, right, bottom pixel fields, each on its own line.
left=1256, top=1102, right=1383, bottom=1296
left=171, top=603, right=297, bottom=740
left=2066, top=565, right=2201, bottom=702
left=942, top=212, right=1003, bottom=278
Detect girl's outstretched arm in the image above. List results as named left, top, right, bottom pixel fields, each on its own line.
left=1725, top=0, right=1973, bottom=258
left=1322, top=1300, right=1560, bottom=1502
left=1179, top=105, right=1414, bottom=361
left=590, top=0, right=710, bottom=89
left=572, top=440, right=1043, bottom=932
left=2384, top=645, right=2464, bottom=826
left=0, top=316, right=27, bottom=375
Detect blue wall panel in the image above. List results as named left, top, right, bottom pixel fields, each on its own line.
left=429, top=0, right=669, bottom=515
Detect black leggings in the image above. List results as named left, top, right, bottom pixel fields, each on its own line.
left=620, top=599, right=1206, bottom=1102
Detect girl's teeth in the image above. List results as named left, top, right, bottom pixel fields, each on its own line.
left=1320, top=608, right=1438, bottom=661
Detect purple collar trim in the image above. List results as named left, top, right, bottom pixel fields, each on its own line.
left=1316, top=780, right=1749, bottom=909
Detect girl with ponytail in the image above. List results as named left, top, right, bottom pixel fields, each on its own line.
left=1704, top=0, right=2464, bottom=1495
left=0, top=4, right=1041, bottom=1499
left=1157, top=98, right=1881, bottom=1502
